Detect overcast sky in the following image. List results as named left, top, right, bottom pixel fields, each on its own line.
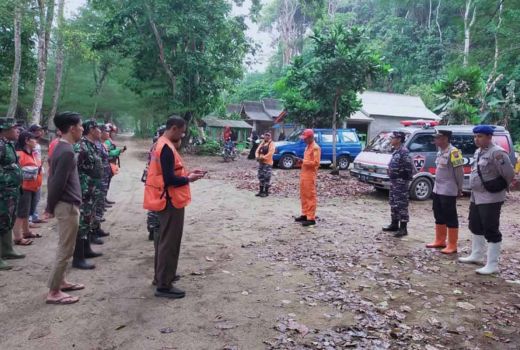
left=65, top=0, right=273, bottom=72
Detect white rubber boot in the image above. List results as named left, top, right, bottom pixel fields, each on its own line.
left=476, top=242, right=501, bottom=275
left=458, top=234, right=486, bottom=264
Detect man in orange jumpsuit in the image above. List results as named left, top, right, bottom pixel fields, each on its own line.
left=295, top=129, right=321, bottom=227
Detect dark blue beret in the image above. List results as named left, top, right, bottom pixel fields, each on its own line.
left=472, top=125, right=495, bottom=135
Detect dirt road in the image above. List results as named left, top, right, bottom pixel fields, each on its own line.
left=1, top=137, right=519, bottom=350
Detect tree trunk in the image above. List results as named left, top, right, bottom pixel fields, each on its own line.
left=49, top=0, right=66, bottom=131
left=331, top=90, right=340, bottom=175
left=7, top=4, right=22, bottom=119
left=146, top=3, right=177, bottom=96
left=30, top=0, right=56, bottom=125
left=463, top=0, right=477, bottom=67
left=436, top=0, right=443, bottom=43
left=428, top=0, right=432, bottom=30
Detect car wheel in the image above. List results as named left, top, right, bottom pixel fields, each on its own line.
left=337, top=156, right=351, bottom=170
left=410, top=177, right=433, bottom=201
left=279, top=154, right=295, bottom=169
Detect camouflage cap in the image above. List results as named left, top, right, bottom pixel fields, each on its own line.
left=0, top=117, right=17, bottom=130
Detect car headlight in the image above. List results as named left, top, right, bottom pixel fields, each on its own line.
left=377, top=168, right=388, bottom=174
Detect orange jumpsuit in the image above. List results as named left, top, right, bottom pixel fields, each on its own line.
left=300, top=141, right=321, bottom=220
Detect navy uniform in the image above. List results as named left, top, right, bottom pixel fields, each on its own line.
left=0, top=118, right=25, bottom=270
left=459, top=125, right=515, bottom=275
left=383, top=131, right=413, bottom=237
left=426, top=130, right=465, bottom=254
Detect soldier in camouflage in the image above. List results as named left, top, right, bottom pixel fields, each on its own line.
left=383, top=131, right=414, bottom=237
left=92, top=126, right=111, bottom=241
left=72, top=120, right=104, bottom=270
left=0, top=117, right=25, bottom=270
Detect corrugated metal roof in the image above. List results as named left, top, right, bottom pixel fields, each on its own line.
left=349, top=110, right=374, bottom=121
left=262, top=98, right=283, bottom=118
left=242, top=101, right=273, bottom=121
left=202, top=117, right=252, bottom=129
left=360, top=91, right=440, bottom=120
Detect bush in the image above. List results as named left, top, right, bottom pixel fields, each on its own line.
left=196, top=140, right=221, bottom=156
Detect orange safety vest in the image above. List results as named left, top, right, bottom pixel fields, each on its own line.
left=17, top=150, right=43, bottom=192
left=143, top=136, right=191, bottom=211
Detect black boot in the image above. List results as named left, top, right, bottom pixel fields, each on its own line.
left=382, top=220, right=399, bottom=232
left=255, top=185, right=264, bottom=197
left=148, top=231, right=154, bottom=241
left=97, top=228, right=110, bottom=237
left=106, top=199, right=115, bottom=205
left=259, top=185, right=268, bottom=197
left=295, top=215, right=307, bottom=222
left=72, top=239, right=96, bottom=269
left=394, top=221, right=408, bottom=237
left=90, top=231, right=104, bottom=245
left=85, top=239, right=103, bottom=258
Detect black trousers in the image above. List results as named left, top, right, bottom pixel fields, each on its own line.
left=468, top=201, right=503, bottom=243
left=155, top=202, right=185, bottom=289
left=432, top=193, right=459, bottom=228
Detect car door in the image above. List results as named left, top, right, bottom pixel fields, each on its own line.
left=319, top=131, right=338, bottom=163
left=407, top=133, right=437, bottom=174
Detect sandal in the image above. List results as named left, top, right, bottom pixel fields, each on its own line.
left=14, top=238, right=33, bottom=246
left=60, top=283, right=85, bottom=292
left=46, top=295, right=79, bottom=305
left=23, top=232, right=42, bottom=239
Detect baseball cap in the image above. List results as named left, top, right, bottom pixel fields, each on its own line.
left=390, top=131, right=406, bottom=141
left=29, top=124, right=43, bottom=132
left=299, top=129, right=314, bottom=140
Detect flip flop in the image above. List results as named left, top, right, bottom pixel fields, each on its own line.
left=32, top=218, right=48, bottom=224
left=29, top=223, right=41, bottom=229
left=46, top=295, right=79, bottom=305
left=60, top=283, right=85, bottom=292
left=14, top=238, right=33, bottom=246
left=23, top=232, right=42, bottom=239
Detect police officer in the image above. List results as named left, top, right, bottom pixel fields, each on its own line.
left=382, top=131, right=414, bottom=237
left=459, top=125, right=515, bottom=275
left=72, top=120, right=103, bottom=269
left=0, top=117, right=25, bottom=270
left=426, top=130, right=465, bottom=254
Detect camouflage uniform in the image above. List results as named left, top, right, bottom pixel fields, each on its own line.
left=94, top=140, right=110, bottom=223
left=143, top=142, right=160, bottom=240
left=0, top=136, right=22, bottom=236
left=74, top=137, right=104, bottom=240
left=388, top=145, right=413, bottom=223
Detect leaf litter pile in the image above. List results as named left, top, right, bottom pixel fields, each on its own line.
left=189, top=156, right=373, bottom=199
left=253, top=219, right=520, bottom=349
left=184, top=155, right=520, bottom=349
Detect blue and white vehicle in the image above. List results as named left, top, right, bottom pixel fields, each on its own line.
left=273, top=128, right=363, bottom=170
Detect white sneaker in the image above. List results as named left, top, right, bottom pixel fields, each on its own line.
left=476, top=242, right=501, bottom=275
left=458, top=234, right=486, bottom=264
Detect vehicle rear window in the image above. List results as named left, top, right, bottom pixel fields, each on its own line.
left=342, top=131, right=358, bottom=143
left=493, top=135, right=511, bottom=152
left=408, top=134, right=436, bottom=152
left=451, top=135, right=477, bottom=156
left=321, top=132, right=339, bottom=143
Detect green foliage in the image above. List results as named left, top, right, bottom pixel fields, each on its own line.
left=196, top=139, right=221, bottom=156
left=433, top=66, right=484, bottom=124
left=280, top=23, right=389, bottom=127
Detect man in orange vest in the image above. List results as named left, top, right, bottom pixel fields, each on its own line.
left=294, top=129, right=321, bottom=227
left=144, top=116, right=205, bottom=299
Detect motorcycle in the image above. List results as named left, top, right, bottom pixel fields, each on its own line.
left=221, top=141, right=237, bottom=162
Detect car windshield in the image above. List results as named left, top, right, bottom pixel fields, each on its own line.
left=365, top=131, right=410, bottom=153
left=286, top=129, right=303, bottom=142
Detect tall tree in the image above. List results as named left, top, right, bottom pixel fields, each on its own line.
left=30, top=0, right=56, bottom=125
left=280, top=23, right=389, bottom=171
left=6, top=1, right=22, bottom=118
left=463, top=0, right=477, bottom=67
left=49, top=0, right=65, bottom=130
